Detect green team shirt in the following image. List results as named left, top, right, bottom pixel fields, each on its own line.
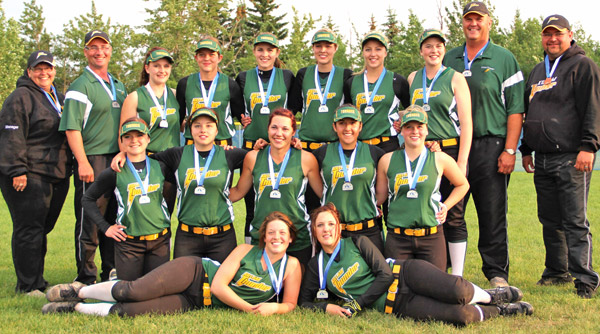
left=350, top=70, right=401, bottom=140
left=409, top=67, right=461, bottom=140
left=135, top=86, right=180, bottom=152
left=175, top=145, right=234, bottom=227
left=298, top=65, right=345, bottom=142
left=320, top=238, right=387, bottom=311
left=205, top=247, right=288, bottom=308
left=59, top=68, right=127, bottom=155
left=251, top=148, right=309, bottom=251
left=114, top=159, right=170, bottom=236
left=242, top=68, right=288, bottom=142
left=386, top=150, right=442, bottom=229
left=444, top=41, right=524, bottom=138
left=184, top=73, right=234, bottom=140
left=321, top=142, right=378, bottom=224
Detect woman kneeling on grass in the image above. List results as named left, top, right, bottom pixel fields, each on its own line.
left=41, top=212, right=302, bottom=317
left=299, top=203, right=533, bottom=326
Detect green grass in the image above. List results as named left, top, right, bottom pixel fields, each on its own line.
left=0, top=172, right=599, bottom=333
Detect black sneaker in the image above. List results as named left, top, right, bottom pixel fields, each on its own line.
left=498, top=301, right=534, bottom=316
left=536, top=275, right=573, bottom=286
left=576, top=284, right=596, bottom=299
left=46, top=282, right=86, bottom=302
left=485, top=286, right=523, bottom=305
left=41, top=302, right=78, bottom=314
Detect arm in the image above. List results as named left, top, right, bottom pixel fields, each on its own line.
left=0, top=90, right=30, bottom=185
left=119, top=91, right=138, bottom=152
left=210, top=244, right=255, bottom=312
left=574, top=59, right=600, bottom=172
left=229, top=151, right=256, bottom=202
left=375, top=153, right=391, bottom=206
left=229, top=78, right=245, bottom=122
left=287, top=68, right=305, bottom=114
left=497, top=113, right=523, bottom=174
left=342, top=69, right=354, bottom=105
left=436, top=152, right=469, bottom=222
left=176, top=77, right=188, bottom=125
left=302, top=150, right=323, bottom=199
left=252, top=256, right=302, bottom=315
left=65, top=130, right=94, bottom=183
left=352, top=236, right=393, bottom=308
left=393, top=73, right=410, bottom=109
left=225, top=148, right=248, bottom=171
left=406, top=71, right=416, bottom=86
left=452, top=72, right=472, bottom=175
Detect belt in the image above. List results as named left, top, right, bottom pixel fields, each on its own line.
left=390, top=225, right=439, bottom=237
left=434, top=138, right=458, bottom=148
left=186, top=139, right=194, bottom=145
left=126, top=228, right=169, bottom=241
left=341, top=218, right=376, bottom=232
left=301, top=141, right=326, bottom=150
left=244, top=140, right=256, bottom=150
left=203, top=272, right=212, bottom=306
left=214, top=139, right=229, bottom=146
left=361, top=136, right=390, bottom=145
left=180, top=223, right=232, bottom=235
left=384, top=263, right=401, bottom=314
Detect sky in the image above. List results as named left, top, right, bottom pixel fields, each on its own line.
left=4, top=0, right=599, bottom=42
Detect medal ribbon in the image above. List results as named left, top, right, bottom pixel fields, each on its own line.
left=256, top=67, right=276, bottom=108
left=86, top=66, right=117, bottom=104
left=404, top=147, right=428, bottom=191
left=145, top=83, right=168, bottom=123
left=338, top=143, right=357, bottom=186
left=263, top=250, right=287, bottom=299
left=462, top=40, right=489, bottom=72
left=421, top=66, right=445, bottom=106
left=362, top=68, right=387, bottom=108
left=194, top=146, right=215, bottom=188
left=318, top=240, right=341, bottom=291
left=314, top=66, right=336, bottom=106
left=198, top=72, right=219, bottom=109
left=544, top=54, right=563, bottom=81
left=268, top=147, right=291, bottom=192
left=126, top=156, right=150, bottom=199
left=42, top=85, right=61, bottom=115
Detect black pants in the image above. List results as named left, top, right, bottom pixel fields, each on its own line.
left=74, top=154, right=116, bottom=284
left=439, top=145, right=467, bottom=242
left=0, top=174, right=69, bottom=292
left=173, top=225, right=237, bottom=263
left=114, top=233, right=171, bottom=281
left=465, top=137, right=510, bottom=280
left=394, top=259, right=499, bottom=326
left=111, top=256, right=206, bottom=316
left=342, top=223, right=385, bottom=255
left=534, top=152, right=599, bottom=288
left=385, top=226, right=446, bottom=271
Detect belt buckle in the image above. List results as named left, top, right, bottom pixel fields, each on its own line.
left=411, top=228, right=423, bottom=236
left=388, top=281, right=398, bottom=294
left=202, top=227, right=212, bottom=235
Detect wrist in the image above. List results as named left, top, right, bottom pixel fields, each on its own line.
left=503, top=148, right=516, bottom=155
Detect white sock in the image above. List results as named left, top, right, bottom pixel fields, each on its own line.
left=469, top=283, right=491, bottom=304
left=75, top=302, right=114, bottom=316
left=79, top=281, right=117, bottom=302
left=448, top=241, right=467, bottom=276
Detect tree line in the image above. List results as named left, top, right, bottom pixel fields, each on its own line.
left=1, top=0, right=599, bottom=103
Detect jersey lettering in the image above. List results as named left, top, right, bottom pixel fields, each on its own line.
left=191, top=98, right=222, bottom=113
left=355, top=93, right=385, bottom=110
left=410, top=88, right=441, bottom=105
left=233, top=272, right=271, bottom=292
left=149, top=107, right=177, bottom=128
left=126, top=183, right=161, bottom=212
left=529, top=80, right=558, bottom=101
left=183, top=167, right=221, bottom=192
left=305, top=88, right=337, bottom=109
left=393, top=173, right=428, bottom=196
left=330, top=166, right=367, bottom=191
left=257, top=173, right=293, bottom=197
left=249, top=92, right=282, bottom=111
left=331, top=262, right=360, bottom=295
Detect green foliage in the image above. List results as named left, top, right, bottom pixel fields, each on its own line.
left=386, top=10, right=423, bottom=77
left=19, top=0, right=51, bottom=55
left=245, top=0, right=288, bottom=41
left=323, top=16, right=355, bottom=70
left=502, top=12, right=543, bottom=80
left=280, top=7, right=317, bottom=73
left=0, top=2, right=26, bottom=103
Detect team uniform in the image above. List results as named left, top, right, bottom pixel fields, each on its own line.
left=344, top=70, right=410, bottom=153
left=384, top=149, right=446, bottom=270
left=0, top=74, right=72, bottom=293
left=82, top=159, right=171, bottom=281
left=135, top=86, right=180, bottom=153
left=108, top=246, right=289, bottom=316
left=444, top=41, right=524, bottom=281
left=299, top=236, right=503, bottom=326
left=59, top=67, right=127, bottom=284
left=151, top=145, right=246, bottom=263
left=313, top=142, right=385, bottom=252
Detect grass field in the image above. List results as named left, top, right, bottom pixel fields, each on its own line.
left=0, top=171, right=598, bottom=333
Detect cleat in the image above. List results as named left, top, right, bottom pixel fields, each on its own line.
left=42, top=302, right=78, bottom=314
left=485, top=286, right=523, bottom=305
left=537, top=275, right=573, bottom=286
left=498, top=301, right=534, bottom=316
left=489, top=277, right=509, bottom=288
left=25, top=289, right=46, bottom=298
left=576, top=284, right=596, bottom=299
left=46, top=282, right=86, bottom=302
left=109, top=269, right=118, bottom=281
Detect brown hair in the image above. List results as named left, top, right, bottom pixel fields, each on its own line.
left=267, top=108, right=297, bottom=132
left=139, top=47, right=172, bottom=86
left=309, top=203, right=342, bottom=250
left=258, top=211, right=297, bottom=248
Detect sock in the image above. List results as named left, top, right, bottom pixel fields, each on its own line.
left=448, top=241, right=467, bottom=276
left=79, top=281, right=117, bottom=302
left=75, top=302, right=114, bottom=316
left=469, top=283, right=492, bottom=304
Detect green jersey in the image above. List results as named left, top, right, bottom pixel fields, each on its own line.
left=184, top=73, right=234, bottom=140
left=135, top=86, right=180, bottom=152
left=409, top=67, right=461, bottom=140
left=60, top=68, right=127, bottom=155
left=114, top=159, right=170, bottom=236
left=242, top=68, right=288, bottom=142
left=321, top=142, right=378, bottom=224
left=175, top=145, right=233, bottom=227
left=251, top=148, right=309, bottom=251
left=444, top=41, right=524, bottom=138
left=386, top=150, right=442, bottom=229
left=298, top=65, right=345, bottom=142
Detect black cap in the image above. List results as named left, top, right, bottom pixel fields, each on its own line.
left=463, top=2, right=490, bottom=17
left=27, top=50, right=55, bottom=68
left=84, top=30, right=111, bottom=46
left=542, top=15, right=571, bottom=32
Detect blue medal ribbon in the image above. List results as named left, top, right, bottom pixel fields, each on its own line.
left=337, top=143, right=357, bottom=186
left=268, top=147, right=291, bottom=192
left=462, top=40, right=489, bottom=72
left=318, top=240, right=342, bottom=291
left=126, top=156, right=150, bottom=200
left=363, top=68, right=387, bottom=108
left=544, top=54, right=563, bottom=82
left=315, top=66, right=336, bottom=106
left=145, top=83, right=168, bottom=124
left=86, top=66, right=118, bottom=105
left=194, top=146, right=215, bottom=187
left=404, top=148, right=428, bottom=191
left=256, top=67, right=276, bottom=108
left=42, top=85, right=61, bottom=115
left=421, top=66, right=445, bottom=106
left=198, top=72, right=219, bottom=108
left=263, top=250, right=287, bottom=301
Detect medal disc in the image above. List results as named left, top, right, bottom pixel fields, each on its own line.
left=544, top=77, right=552, bottom=85
left=462, top=70, right=472, bottom=77
left=407, top=189, right=418, bottom=199
left=139, top=195, right=151, bottom=204
left=317, top=290, right=328, bottom=299
left=318, top=105, right=328, bottom=113
left=342, top=182, right=353, bottom=191
left=159, top=119, right=169, bottom=128
left=112, top=101, right=120, bottom=108
left=194, top=186, right=206, bottom=195
left=270, top=190, right=281, bottom=199
left=364, top=106, right=375, bottom=114
left=423, top=104, right=431, bottom=112
left=260, top=106, right=270, bottom=114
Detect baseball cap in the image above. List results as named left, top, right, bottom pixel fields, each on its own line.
left=27, top=50, right=55, bottom=68
left=362, top=31, right=388, bottom=50
left=333, top=105, right=361, bottom=122
left=400, top=105, right=428, bottom=126
left=121, top=121, right=149, bottom=137
left=418, top=29, right=446, bottom=47
left=462, top=2, right=490, bottom=17
left=311, top=29, right=337, bottom=44
left=146, top=49, right=174, bottom=64
left=254, top=33, right=279, bottom=48
left=85, top=30, right=111, bottom=46
left=542, top=15, right=571, bottom=32
left=195, top=38, right=222, bottom=53
left=189, top=108, right=218, bottom=124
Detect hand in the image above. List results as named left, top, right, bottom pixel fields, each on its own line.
left=425, top=141, right=441, bottom=152
left=250, top=303, right=278, bottom=316
left=291, top=138, right=302, bottom=150
left=392, top=120, right=402, bottom=133
left=497, top=151, right=516, bottom=175
left=574, top=151, right=595, bottom=172
left=105, top=225, right=127, bottom=242
left=12, top=175, right=27, bottom=192
left=436, top=202, right=448, bottom=223
left=241, top=115, right=252, bottom=128
left=78, top=161, right=95, bottom=183
left=522, top=155, right=535, bottom=173
left=326, top=304, right=353, bottom=318
left=111, top=152, right=127, bottom=172
left=253, top=138, right=269, bottom=150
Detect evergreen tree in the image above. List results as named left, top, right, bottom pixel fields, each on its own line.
left=19, top=0, right=51, bottom=55
left=0, top=0, right=26, bottom=102
left=245, top=0, right=288, bottom=40
left=503, top=12, right=542, bottom=79
left=388, top=11, right=423, bottom=77
left=323, top=15, right=353, bottom=70
left=443, top=0, right=502, bottom=49
left=280, top=7, right=316, bottom=73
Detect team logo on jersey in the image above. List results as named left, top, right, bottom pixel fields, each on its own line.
left=331, top=262, right=359, bottom=295
left=126, top=183, right=161, bottom=211
left=305, top=89, right=337, bottom=109
left=330, top=166, right=367, bottom=192
left=149, top=107, right=177, bottom=128
left=393, top=172, right=428, bottom=199
left=410, top=88, right=441, bottom=105
left=234, top=272, right=271, bottom=292
left=183, top=168, right=221, bottom=193
left=249, top=92, right=282, bottom=111
left=257, top=173, right=293, bottom=198
left=529, top=79, right=558, bottom=101
left=191, top=98, right=222, bottom=113
left=355, top=93, right=385, bottom=110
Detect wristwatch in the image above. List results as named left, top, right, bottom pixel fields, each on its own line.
left=504, top=148, right=516, bottom=155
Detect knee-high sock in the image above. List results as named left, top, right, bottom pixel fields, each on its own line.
left=79, top=281, right=117, bottom=302
left=75, top=302, right=114, bottom=316
left=469, top=283, right=492, bottom=304
left=448, top=241, right=467, bottom=276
